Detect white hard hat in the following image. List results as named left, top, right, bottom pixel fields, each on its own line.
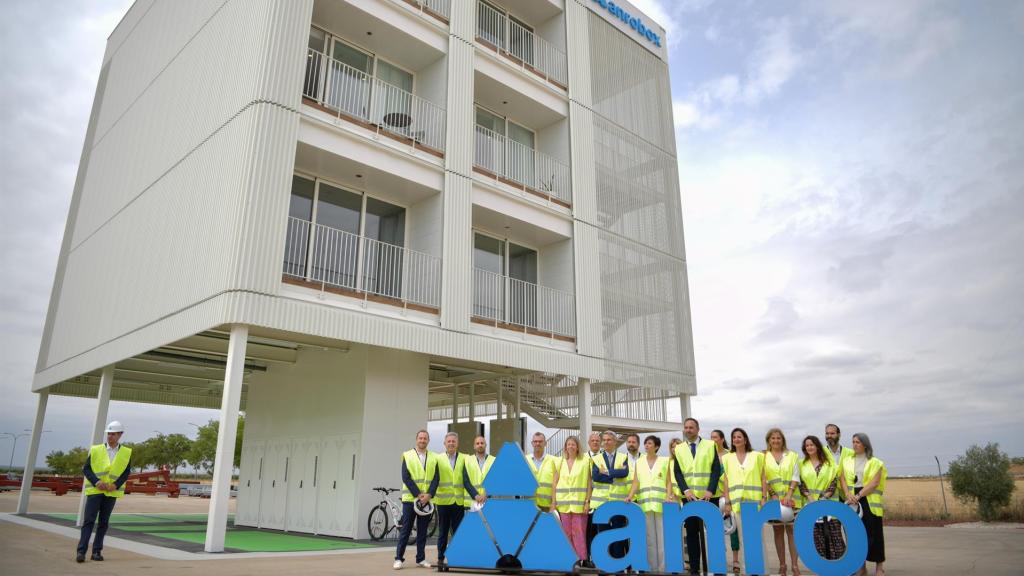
left=849, top=501, right=863, bottom=518
left=470, top=500, right=485, bottom=513
left=414, top=500, right=435, bottom=516
left=105, top=421, right=124, bottom=434
left=722, top=514, right=737, bottom=535
left=779, top=504, right=795, bottom=523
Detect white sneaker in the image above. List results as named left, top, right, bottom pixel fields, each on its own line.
left=393, top=560, right=403, bottom=570
left=417, top=561, right=432, bottom=568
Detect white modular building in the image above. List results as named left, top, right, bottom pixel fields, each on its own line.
left=20, top=0, right=694, bottom=550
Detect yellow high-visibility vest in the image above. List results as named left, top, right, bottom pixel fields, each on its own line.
left=434, top=451, right=467, bottom=506
left=526, top=453, right=560, bottom=509
left=83, top=444, right=133, bottom=498
left=841, top=456, right=887, bottom=517
left=764, top=450, right=803, bottom=508
left=590, top=451, right=629, bottom=510
left=672, top=439, right=717, bottom=498
left=554, top=454, right=591, bottom=514
left=799, top=458, right=838, bottom=502
left=722, top=451, right=765, bottom=512
left=463, top=453, right=494, bottom=507
left=825, top=445, right=856, bottom=497
left=400, top=449, right=437, bottom=503
left=635, top=455, right=670, bottom=513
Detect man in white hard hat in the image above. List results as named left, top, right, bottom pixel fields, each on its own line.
left=77, top=421, right=132, bottom=563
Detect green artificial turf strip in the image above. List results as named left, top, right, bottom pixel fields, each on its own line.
left=114, top=524, right=207, bottom=532
left=147, top=530, right=375, bottom=552
left=46, top=513, right=173, bottom=524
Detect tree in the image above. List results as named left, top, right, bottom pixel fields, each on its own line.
left=162, top=433, right=192, bottom=475
left=948, top=443, right=1016, bottom=521
left=45, top=447, right=89, bottom=476
left=188, top=416, right=245, bottom=475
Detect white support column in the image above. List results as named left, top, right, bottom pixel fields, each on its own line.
left=205, top=324, right=248, bottom=553
left=16, top=391, right=49, bottom=515
left=496, top=381, right=503, bottom=419
left=77, top=365, right=114, bottom=526
left=577, top=378, right=591, bottom=438
left=514, top=382, right=521, bottom=417
left=469, top=383, right=476, bottom=421
left=679, top=394, right=691, bottom=422
left=452, top=383, right=459, bottom=424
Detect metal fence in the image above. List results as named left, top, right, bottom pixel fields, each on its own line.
left=284, top=217, right=442, bottom=308
left=303, top=49, right=447, bottom=152
left=474, top=124, right=571, bottom=204
left=390, top=0, right=451, bottom=20
left=476, top=1, right=568, bottom=86
left=472, top=267, right=576, bottom=337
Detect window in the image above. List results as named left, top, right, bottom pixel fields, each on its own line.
left=287, top=175, right=407, bottom=297
left=475, top=106, right=537, bottom=186
left=472, top=232, right=538, bottom=326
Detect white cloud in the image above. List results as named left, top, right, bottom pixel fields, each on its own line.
left=742, top=20, right=803, bottom=104
left=673, top=101, right=701, bottom=128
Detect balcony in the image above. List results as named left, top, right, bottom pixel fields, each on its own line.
left=472, top=267, right=576, bottom=340
left=476, top=1, right=568, bottom=89
left=473, top=124, right=571, bottom=207
left=283, top=216, right=442, bottom=312
left=389, top=0, right=451, bottom=24
left=302, top=48, right=447, bottom=156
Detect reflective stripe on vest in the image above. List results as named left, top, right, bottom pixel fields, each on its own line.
left=673, top=440, right=717, bottom=498
left=463, top=454, right=494, bottom=507
left=83, top=444, right=132, bottom=498
left=635, top=455, right=670, bottom=513
left=859, top=457, right=887, bottom=517
left=434, top=452, right=466, bottom=506
left=400, top=450, right=437, bottom=503
left=610, top=453, right=632, bottom=501
left=555, top=454, right=591, bottom=514
left=723, top=451, right=764, bottom=510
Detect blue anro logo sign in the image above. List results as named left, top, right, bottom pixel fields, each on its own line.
left=447, top=442, right=869, bottom=576
left=592, top=0, right=663, bottom=47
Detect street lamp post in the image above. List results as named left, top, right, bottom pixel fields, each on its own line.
left=935, top=455, right=950, bottom=517
left=3, top=430, right=48, bottom=474
left=188, top=423, right=201, bottom=479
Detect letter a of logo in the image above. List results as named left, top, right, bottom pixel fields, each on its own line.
left=446, top=442, right=578, bottom=571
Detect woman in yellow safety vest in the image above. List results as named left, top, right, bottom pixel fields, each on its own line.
left=710, top=429, right=740, bottom=559
left=636, top=435, right=670, bottom=572
left=551, top=435, right=592, bottom=564
left=721, top=428, right=766, bottom=576
left=788, top=436, right=842, bottom=562
left=764, top=428, right=802, bottom=576
left=840, top=433, right=886, bottom=576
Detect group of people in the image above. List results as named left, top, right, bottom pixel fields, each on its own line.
left=394, top=420, right=887, bottom=576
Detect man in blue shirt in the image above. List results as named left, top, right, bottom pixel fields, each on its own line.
left=592, top=430, right=631, bottom=559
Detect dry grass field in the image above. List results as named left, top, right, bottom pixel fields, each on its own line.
left=886, top=474, right=1024, bottom=523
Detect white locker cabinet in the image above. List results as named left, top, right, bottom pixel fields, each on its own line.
left=286, top=437, right=318, bottom=533
left=316, top=434, right=359, bottom=537
left=259, top=439, right=290, bottom=530
left=235, top=441, right=265, bottom=527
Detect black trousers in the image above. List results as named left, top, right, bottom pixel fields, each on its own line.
left=856, top=488, right=885, bottom=563
left=77, top=494, right=118, bottom=554
left=683, top=496, right=719, bottom=574
left=395, top=501, right=432, bottom=563
left=436, top=504, right=464, bottom=561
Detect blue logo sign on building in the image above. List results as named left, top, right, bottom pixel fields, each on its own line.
left=592, top=0, right=663, bottom=47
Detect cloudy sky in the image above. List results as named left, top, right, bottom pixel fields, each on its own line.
left=1, top=0, right=1022, bottom=476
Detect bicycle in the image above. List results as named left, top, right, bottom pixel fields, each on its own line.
left=367, top=486, right=438, bottom=541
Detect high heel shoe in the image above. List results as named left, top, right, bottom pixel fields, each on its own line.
left=780, top=562, right=788, bottom=576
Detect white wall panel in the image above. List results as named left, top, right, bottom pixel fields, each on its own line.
left=565, top=0, right=592, bottom=106
left=449, top=0, right=477, bottom=42
left=573, top=221, right=604, bottom=358
left=444, top=36, right=475, bottom=177
left=440, top=172, right=473, bottom=332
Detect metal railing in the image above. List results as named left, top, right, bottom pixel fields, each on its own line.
left=474, top=125, right=571, bottom=204
left=303, top=49, right=447, bottom=152
left=473, top=267, right=576, bottom=337
left=284, top=217, right=442, bottom=308
left=390, top=0, right=451, bottom=20
left=476, top=1, right=568, bottom=86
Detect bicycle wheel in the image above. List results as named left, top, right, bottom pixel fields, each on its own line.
left=368, top=504, right=389, bottom=540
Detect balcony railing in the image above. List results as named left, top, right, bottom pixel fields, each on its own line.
left=390, top=0, right=451, bottom=21
left=303, top=49, right=447, bottom=153
left=284, top=216, right=442, bottom=309
left=474, top=125, right=571, bottom=205
left=473, top=267, right=576, bottom=338
left=476, top=1, right=568, bottom=87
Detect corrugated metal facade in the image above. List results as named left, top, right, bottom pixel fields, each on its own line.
left=36, top=0, right=311, bottom=382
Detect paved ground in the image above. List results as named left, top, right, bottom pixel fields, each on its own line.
left=3, top=491, right=1023, bottom=575
left=0, top=490, right=235, bottom=514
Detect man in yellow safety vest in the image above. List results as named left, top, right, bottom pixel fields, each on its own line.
left=669, top=417, right=722, bottom=576
left=394, top=430, right=438, bottom=570
left=77, top=421, right=133, bottom=563
left=463, top=435, right=493, bottom=508
left=592, top=430, right=634, bottom=559
left=824, top=423, right=856, bottom=498
left=525, top=432, right=559, bottom=511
